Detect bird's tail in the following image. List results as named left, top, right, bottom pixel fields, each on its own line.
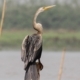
left=24, top=60, right=30, bottom=71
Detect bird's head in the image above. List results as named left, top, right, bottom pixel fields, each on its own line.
left=33, top=5, right=56, bottom=34
left=38, top=5, right=56, bottom=13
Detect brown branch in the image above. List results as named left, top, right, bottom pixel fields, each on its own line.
left=0, top=0, right=6, bottom=36
left=58, top=48, right=66, bottom=80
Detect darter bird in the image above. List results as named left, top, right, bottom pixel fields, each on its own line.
left=21, top=5, right=56, bottom=71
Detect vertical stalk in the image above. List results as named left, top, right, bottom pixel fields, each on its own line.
left=0, top=0, right=6, bottom=36
left=58, top=48, right=66, bottom=80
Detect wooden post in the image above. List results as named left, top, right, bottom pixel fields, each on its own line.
left=24, top=62, right=40, bottom=80
left=58, top=48, right=66, bottom=80
left=0, top=0, right=6, bottom=36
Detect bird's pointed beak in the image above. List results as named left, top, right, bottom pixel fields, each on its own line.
left=43, top=5, right=56, bottom=10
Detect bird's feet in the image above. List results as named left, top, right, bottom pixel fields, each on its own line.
left=36, top=61, right=43, bottom=71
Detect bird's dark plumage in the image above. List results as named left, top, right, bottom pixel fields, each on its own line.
left=21, top=34, right=43, bottom=70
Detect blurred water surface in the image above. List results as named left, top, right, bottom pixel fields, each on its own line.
left=0, top=51, right=80, bottom=80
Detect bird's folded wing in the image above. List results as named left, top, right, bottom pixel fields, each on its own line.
left=21, top=35, right=30, bottom=62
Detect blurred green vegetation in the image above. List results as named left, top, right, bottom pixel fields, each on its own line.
left=0, top=0, right=80, bottom=30
left=0, top=29, right=80, bottom=51
left=0, top=0, right=80, bottom=50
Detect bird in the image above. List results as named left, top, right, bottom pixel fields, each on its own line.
left=21, top=5, right=56, bottom=71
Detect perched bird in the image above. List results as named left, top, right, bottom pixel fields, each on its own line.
left=21, top=5, right=56, bottom=71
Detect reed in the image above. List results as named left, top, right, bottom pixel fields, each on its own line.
left=0, top=0, right=6, bottom=36
left=58, top=48, right=66, bottom=80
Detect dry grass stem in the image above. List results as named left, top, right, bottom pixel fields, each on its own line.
left=0, top=0, right=6, bottom=36
left=58, top=48, right=66, bottom=80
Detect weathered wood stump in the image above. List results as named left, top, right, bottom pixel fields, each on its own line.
left=24, top=62, right=43, bottom=80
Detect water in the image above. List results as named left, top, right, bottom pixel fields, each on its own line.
left=0, top=51, right=80, bottom=80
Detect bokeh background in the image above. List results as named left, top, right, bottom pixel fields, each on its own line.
left=0, top=0, right=80, bottom=51
left=0, top=1, right=80, bottom=80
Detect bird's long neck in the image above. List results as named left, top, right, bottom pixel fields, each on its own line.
left=33, top=10, right=40, bottom=24
left=33, top=10, right=42, bottom=34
